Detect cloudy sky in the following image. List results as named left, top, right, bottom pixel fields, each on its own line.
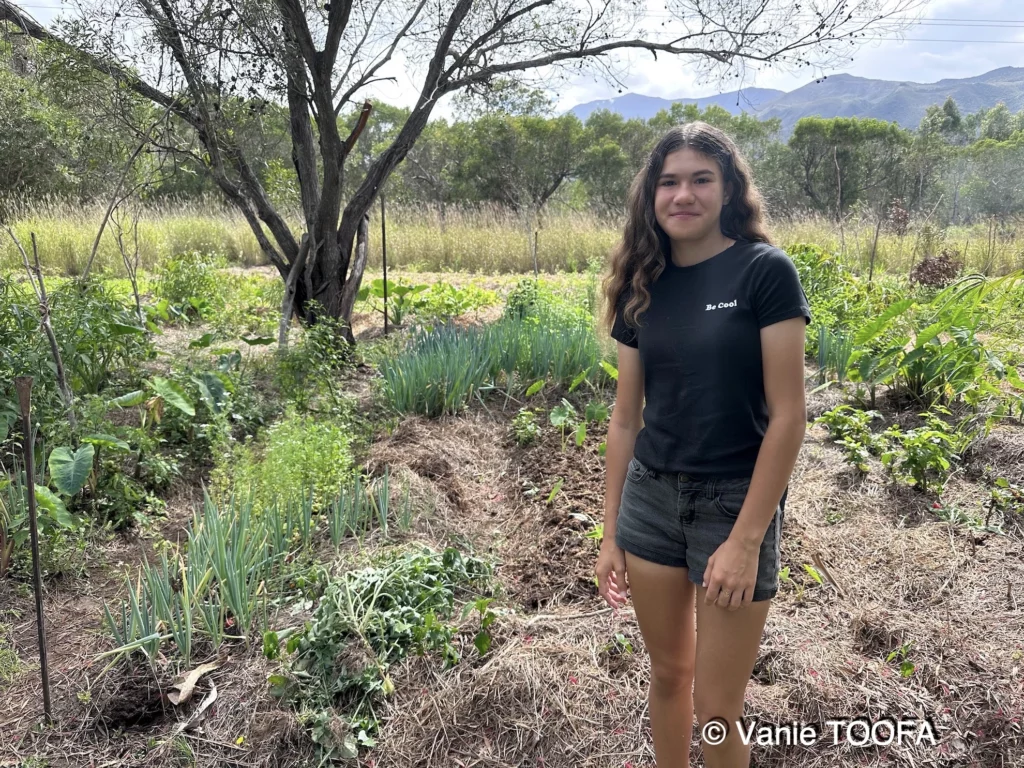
left=14, top=0, right=1024, bottom=117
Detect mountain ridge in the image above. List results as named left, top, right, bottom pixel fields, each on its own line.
left=565, top=67, right=1024, bottom=135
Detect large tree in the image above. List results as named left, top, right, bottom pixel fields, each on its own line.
left=1, top=0, right=917, bottom=337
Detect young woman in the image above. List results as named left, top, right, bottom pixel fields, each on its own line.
left=596, top=122, right=811, bottom=768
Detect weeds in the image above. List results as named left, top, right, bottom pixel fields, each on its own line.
left=269, top=546, right=492, bottom=759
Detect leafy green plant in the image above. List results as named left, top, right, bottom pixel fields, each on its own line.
left=48, top=278, right=154, bottom=396
left=461, top=596, right=498, bottom=656
left=880, top=413, right=961, bottom=493
left=548, top=398, right=579, bottom=452
left=273, top=546, right=491, bottom=757
left=502, top=277, right=541, bottom=321
left=814, top=405, right=887, bottom=472
left=852, top=275, right=1023, bottom=408
left=511, top=408, right=542, bottom=445
left=885, top=642, right=916, bottom=678
left=412, top=281, right=498, bottom=323
left=155, top=250, right=223, bottom=321
left=276, top=305, right=355, bottom=410
left=213, top=409, right=354, bottom=513
left=988, top=477, right=1024, bottom=532
left=357, top=278, right=428, bottom=325
left=1, top=458, right=79, bottom=578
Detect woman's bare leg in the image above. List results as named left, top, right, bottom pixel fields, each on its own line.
left=625, top=552, right=697, bottom=768
left=692, top=587, right=771, bottom=768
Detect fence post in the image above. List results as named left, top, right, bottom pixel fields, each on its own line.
left=381, top=193, right=389, bottom=337
left=14, top=376, right=52, bottom=722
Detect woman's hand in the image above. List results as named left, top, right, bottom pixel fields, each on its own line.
left=596, top=540, right=629, bottom=609
left=703, top=536, right=759, bottom=610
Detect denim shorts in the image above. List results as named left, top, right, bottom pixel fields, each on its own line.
left=614, top=457, right=786, bottom=601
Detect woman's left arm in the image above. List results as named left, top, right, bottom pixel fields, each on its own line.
left=703, top=316, right=808, bottom=608
left=730, top=317, right=808, bottom=547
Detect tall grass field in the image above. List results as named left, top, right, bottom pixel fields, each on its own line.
left=4, top=198, right=1024, bottom=277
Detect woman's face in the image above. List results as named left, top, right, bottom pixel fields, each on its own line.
left=653, top=147, right=729, bottom=244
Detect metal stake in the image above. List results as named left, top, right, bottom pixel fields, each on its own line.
left=14, top=376, right=52, bottom=722
left=381, top=193, right=389, bottom=336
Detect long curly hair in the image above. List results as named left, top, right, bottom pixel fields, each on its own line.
left=602, top=121, right=771, bottom=336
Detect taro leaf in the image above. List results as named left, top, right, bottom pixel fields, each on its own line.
left=546, top=477, right=564, bottom=504
left=189, top=332, right=215, bottom=349
left=192, top=373, right=228, bottom=414
left=34, top=486, right=74, bottom=528
left=525, top=379, right=545, bottom=397
left=569, top=370, right=587, bottom=392
left=600, top=360, right=618, bottom=381
left=110, top=323, right=146, bottom=336
left=81, top=434, right=130, bottom=452
left=585, top=401, right=609, bottom=423
left=241, top=335, right=275, bottom=346
left=575, top=422, right=587, bottom=446
left=152, top=377, right=195, bottom=417
left=48, top=445, right=95, bottom=496
left=474, top=630, right=492, bottom=656
left=110, top=389, right=146, bottom=408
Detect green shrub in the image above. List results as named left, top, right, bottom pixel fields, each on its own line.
left=213, top=409, right=355, bottom=512
left=156, top=250, right=223, bottom=320
left=511, top=408, right=542, bottom=445
left=814, top=405, right=887, bottom=471
left=272, top=546, right=492, bottom=758
left=412, top=281, right=498, bottom=322
left=276, top=309, right=355, bottom=411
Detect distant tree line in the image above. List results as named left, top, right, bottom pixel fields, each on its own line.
left=3, top=36, right=1024, bottom=228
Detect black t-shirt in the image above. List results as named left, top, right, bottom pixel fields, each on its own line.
left=611, top=239, right=811, bottom=478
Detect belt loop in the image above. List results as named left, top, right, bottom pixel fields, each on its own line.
left=705, top=478, right=717, bottom=499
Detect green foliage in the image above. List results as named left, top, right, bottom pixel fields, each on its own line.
left=357, top=278, right=428, bottom=325
left=851, top=274, right=1022, bottom=409
left=48, top=444, right=95, bottom=496
left=275, top=307, right=355, bottom=410
left=814, top=405, right=887, bottom=471
left=213, top=409, right=354, bottom=513
left=156, top=251, right=224, bottom=321
left=273, top=546, right=492, bottom=756
left=210, top=272, right=284, bottom=337
left=379, top=322, right=494, bottom=417
left=0, top=624, right=20, bottom=683
left=412, top=281, right=498, bottom=323
left=989, top=478, right=1024, bottom=532
left=548, top=398, right=578, bottom=452
left=381, top=295, right=607, bottom=418
left=881, top=413, right=964, bottom=493
left=511, top=408, right=542, bottom=445
left=503, top=278, right=541, bottom=320
left=1, top=459, right=86, bottom=579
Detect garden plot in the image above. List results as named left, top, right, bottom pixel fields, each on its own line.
left=2, top=249, right=1024, bottom=767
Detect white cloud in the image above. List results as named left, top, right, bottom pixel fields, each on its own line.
left=17, top=0, right=1024, bottom=118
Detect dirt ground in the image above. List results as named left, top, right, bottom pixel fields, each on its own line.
left=2, top=367, right=1023, bottom=768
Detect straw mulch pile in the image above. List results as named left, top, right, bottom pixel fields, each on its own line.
left=368, top=410, right=1024, bottom=768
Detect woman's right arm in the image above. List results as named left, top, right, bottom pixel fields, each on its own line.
left=596, top=342, right=644, bottom=608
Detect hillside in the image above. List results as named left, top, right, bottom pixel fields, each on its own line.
left=566, top=66, right=1024, bottom=134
